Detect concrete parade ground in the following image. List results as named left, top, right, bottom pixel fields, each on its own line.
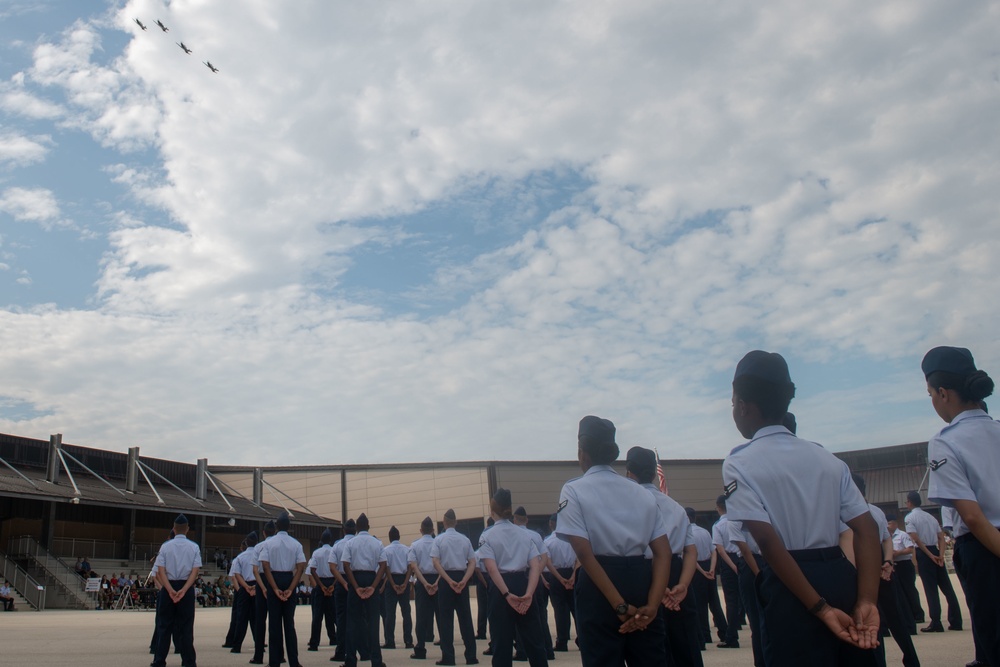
left=0, top=577, right=978, bottom=667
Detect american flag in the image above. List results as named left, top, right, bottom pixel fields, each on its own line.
left=654, top=448, right=668, bottom=495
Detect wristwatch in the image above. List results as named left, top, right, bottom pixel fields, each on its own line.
left=615, top=602, right=629, bottom=616
left=502, top=590, right=511, bottom=599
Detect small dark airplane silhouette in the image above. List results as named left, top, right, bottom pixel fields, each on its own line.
left=204, top=61, right=219, bottom=73
left=155, top=20, right=168, bottom=32
left=177, top=42, right=192, bottom=54
left=134, top=18, right=147, bottom=31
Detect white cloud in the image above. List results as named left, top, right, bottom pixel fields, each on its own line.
left=0, top=132, right=51, bottom=166
left=0, top=1, right=997, bottom=464
left=0, top=187, right=62, bottom=225
left=0, top=86, right=64, bottom=119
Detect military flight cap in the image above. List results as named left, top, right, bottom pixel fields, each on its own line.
left=734, top=350, right=793, bottom=385
left=922, top=346, right=976, bottom=378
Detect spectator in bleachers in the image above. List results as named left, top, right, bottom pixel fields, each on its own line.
left=80, top=557, right=91, bottom=578
left=74, top=558, right=84, bottom=577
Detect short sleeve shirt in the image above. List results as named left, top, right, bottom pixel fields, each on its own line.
left=478, top=519, right=540, bottom=573
left=383, top=541, right=411, bottom=575
left=928, top=409, right=1000, bottom=537
left=556, top=465, right=668, bottom=557
left=723, top=426, right=869, bottom=550
left=154, top=535, right=202, bottom=580
left=259, top=532, right=306, bottom=572
left=641, top=483, right=692, bottom=557
left=341, top=532, right=386, bottom=571
left=408, top=535, right=437, bottom=575
left=690, top=524, right=714, bottom=561
left=905, top=507, right=942, bottom=546
left=431, top=528, right=477, bottom=570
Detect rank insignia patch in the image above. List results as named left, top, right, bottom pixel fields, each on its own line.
left=557, top=499, right=568, bottom=513
left=929, top=459, right=947, bottom=471
left=724, top=480, right=737, bottom=498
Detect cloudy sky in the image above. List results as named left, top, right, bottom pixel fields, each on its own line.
left=1, top=0, right=997, bottom=466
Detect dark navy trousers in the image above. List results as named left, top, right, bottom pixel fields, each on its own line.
left=575, top=556, right=665, bottom=667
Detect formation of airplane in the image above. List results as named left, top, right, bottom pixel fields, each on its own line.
left=134, top=18, right=219, bottom=74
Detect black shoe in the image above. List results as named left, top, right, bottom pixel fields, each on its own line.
left=382, top=643, right=396, bottom=649
left=920, top=623, right=944, bottom=633
left=948, top=625, right=963, bottom=631
left=435, top=661, right=456, bottom=666
left=554, top=644, right=568, bottom=652
left=513, top=654, right=527, bottom=662
left=230, top=649, right=242, bottom=654
left=717, top=642, right=740, bottom=648
left=405, top=643, right=415, bottom=649
left=966, top=661, right=989, bottom=667
left=434, top=641, right=441, bottom=646
left=249, top=660, right=264, bottom=665
left=475, top=635, right=486, bottom=640
left=410, top=651, right=427, bottom=660
left=330, top=653, right=345, bottom=662
left=223, top=644, right=234, bottom=648
left=482, top=648, right=493, bottom=656
left=307, top=646, right=318, bottom=651
left=466, top=661, right=480, bottom=666
left=329, top=640, right=337, bottom=646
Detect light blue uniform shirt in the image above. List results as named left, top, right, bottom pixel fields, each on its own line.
left=476, top=525, right=494, bottom=573
left=712, top=516, right=739, bottom=555
left=905, top=507, right=942, bottom=547
left=342, top=531, right=386, bottom=572
left=928, top=408, right=1000, bottom=537
left=231, top=550, right=256, bottom=582
left=544, top=533, right=577, bottom=569
left=251, top=536, right=270, bottom=570
left=891, top=529, right=914, bottom=562
left=408, top=534, right=437, bottom=575
left=640, top=482, right=691, bottom=557
left=728, top=520, right=760, bottom=555
left=328, top=534, right=354, bottom=574
left=690, top=524, right=714, bottom=561
left=723, top=425, right=869, bottom=550
left=431, top=527, right=476, bottom=570
left=522, top=525, right=548, bottom=559
left=478, top=519, right=540, bottom=573
left=260, top=531, right=306, bottom=572
left=556, top=464, right=668, bottom=557
left=383, top=541, right=410, bottom=575
left=868, top=504, right=889, bottom=542
left=154, top=534, right=202, bottom=580
left=310, top=544, right=334, bottom=578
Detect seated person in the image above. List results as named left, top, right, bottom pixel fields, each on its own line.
left=0, top=580, right=15, bottom=611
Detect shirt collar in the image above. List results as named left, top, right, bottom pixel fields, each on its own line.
left=951, top=408, right=990, bottom=425
left=173, top=534, right=188, bottom=541
left=445, top=527, right=457, bottom=534
left=751, top=424, right=792, bottom=441
left=358, top=530, right=370, bottom=537
left=584, top=464, right=617, bottom=476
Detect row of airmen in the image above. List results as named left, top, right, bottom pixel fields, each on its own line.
left=148, top=345, right=1000, bottom=667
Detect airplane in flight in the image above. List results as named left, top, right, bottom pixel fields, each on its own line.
left=155, top=20, right=168, bottom=32
left=204, top=61, right=219, bottom=73
left=177, top=42, right=192, bottom=54
left=134, top=19, right=147, bottom=31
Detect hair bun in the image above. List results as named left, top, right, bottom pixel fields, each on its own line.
left=965, top=369, right=995, bottom=401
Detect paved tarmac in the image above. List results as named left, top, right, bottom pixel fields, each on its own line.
left=0, top=586, right=978, bottom=667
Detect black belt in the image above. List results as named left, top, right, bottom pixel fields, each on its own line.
left=352, top=570, right=376, bottom=574
left=787, top=546, right=842, bottom=562
left=955, top=532, right=998, bottom=546
left=594, top=555, right=646, bottom=566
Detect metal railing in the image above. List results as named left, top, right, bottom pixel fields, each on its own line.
left=52, top=537, right=121, bottom=560
left=0, top=550, right=46, bottom=610
left=6, top=535, right=92, bottom=609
